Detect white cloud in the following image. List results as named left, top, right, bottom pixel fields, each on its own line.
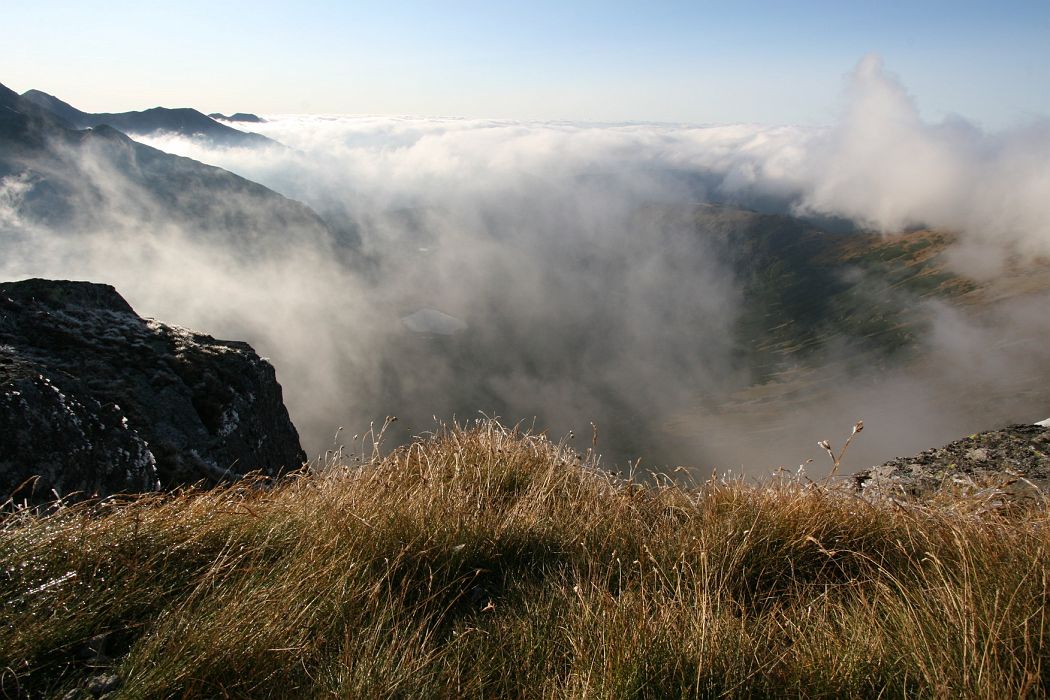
left=5, top=55, right=1050, bottom=473
left=140, top=55, right=1050, bottom=262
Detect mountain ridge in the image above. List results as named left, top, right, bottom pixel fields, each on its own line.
left=0, top=80, right=334, bottom=254
left=19, top=88, right=276, bottom=149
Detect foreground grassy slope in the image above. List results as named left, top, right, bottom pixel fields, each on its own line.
left=2, top=421, right=1049, bottom=698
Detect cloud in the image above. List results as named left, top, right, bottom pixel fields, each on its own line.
left=0, top=173, right=33, bottom=228
left=143, top=55, right=1050, bottom=262
left=794, top=54, right=1050, bottom=259
left=3, top=54, right=1049, bottom=475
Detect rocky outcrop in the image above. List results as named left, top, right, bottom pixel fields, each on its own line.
left=0, top=279, right=306, bottom=504
left=854, top=423, right=1050, bottom=505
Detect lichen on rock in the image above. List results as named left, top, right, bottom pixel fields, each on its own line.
left=854, top=423, right=1050, bottom=505
left=0, top=278, right=306, bottom=504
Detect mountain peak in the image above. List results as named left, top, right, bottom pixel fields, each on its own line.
left=210, top=112, right=265, bottom=123
left=20, top=88, right=88, bottom=125
left=0, top=82, right=19, bottom=107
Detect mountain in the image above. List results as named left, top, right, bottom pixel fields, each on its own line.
left=622, top=202, right=1050, bottom=382
left=209, top=112, right=265, bottom=123
left=0, top=82, right=79, bottom=137
left=655, top=204, right=1050, bottom=469
left=0, top=81, right=333, bottom=254
left=683, top=207, right=958, bottom=376
left=12, top=88, right=82, bottom=126
left=20, top=88, right=276, bottom=148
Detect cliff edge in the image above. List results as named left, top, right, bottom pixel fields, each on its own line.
left=0, top=278, right=305, bottom=504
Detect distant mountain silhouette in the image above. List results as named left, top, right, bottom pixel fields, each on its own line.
left=209, top=112, right=265, bottom=123
left=0, top=81, right=332, bottom=254
left=0, top=83, right=78, bottom=137
left=20, top=88, right=276, bottom=148
left=14, top=89, right=82, bottom=126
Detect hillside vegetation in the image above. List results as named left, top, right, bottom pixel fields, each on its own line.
left=2, top=420, right=1049, bottom=698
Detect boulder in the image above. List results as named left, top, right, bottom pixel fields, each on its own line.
left=0, top=279, right=305, bottom=504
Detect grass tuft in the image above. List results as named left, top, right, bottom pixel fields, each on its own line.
left=2, top=419, right=1048, bottom=698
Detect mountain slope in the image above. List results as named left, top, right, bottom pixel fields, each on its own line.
left=664, top=205, right=1050, bottom=378
left=655, top=204, right=1050, bottom=470
left=0, top=81, right=332, bottom=254
left=14, top=88, right=83, bottom=126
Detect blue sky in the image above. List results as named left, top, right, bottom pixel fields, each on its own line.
left=6, top=0, right=1048, bottom=127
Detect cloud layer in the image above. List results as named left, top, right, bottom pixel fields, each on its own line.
left=3, top=55, right=1049, bottom=474
left=147, top=54, right=1050, bottom=259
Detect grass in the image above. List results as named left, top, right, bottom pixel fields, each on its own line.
left=2, top=419, right=1049, bottom=698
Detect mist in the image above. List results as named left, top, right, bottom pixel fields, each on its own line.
left=3, top=55, right=1049, bottom=476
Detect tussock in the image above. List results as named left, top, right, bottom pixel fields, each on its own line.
left=2, top=420, right=1048, bottom=698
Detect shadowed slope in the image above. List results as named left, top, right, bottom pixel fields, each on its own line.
left=20, top=88, right=276, bottom=148
left=0, top=82, right=333, bottom=255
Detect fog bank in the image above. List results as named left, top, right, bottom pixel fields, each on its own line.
left=3, top=55, right=1049, bottom=475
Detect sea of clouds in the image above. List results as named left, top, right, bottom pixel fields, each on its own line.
left=3, top=54, right=1049, bottom=474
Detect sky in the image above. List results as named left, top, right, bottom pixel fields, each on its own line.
left=6, top=0, right=1049, bottom=127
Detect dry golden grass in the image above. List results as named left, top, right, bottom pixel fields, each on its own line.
left=1, top=419, right=1048, bottom=698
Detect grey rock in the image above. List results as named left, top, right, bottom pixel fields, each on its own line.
left=854, top=423, right=1050, bottom=503
left=965, top=447, right=989, bottom=462
left=0, top=279, right=305, bottom=504
left=84, top=673, right=121, bottom=696
left=73, top=632, right=111, bottom=663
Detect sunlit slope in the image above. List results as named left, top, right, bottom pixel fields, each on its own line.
left=2, top=421, right=1048, bottom=698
